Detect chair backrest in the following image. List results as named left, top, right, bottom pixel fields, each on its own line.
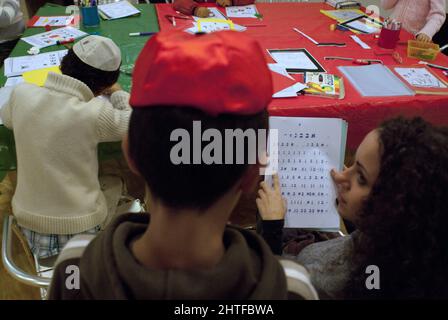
left=279, top=259, right=319, bottom=300
left=1, top=215, right=52, bottom=288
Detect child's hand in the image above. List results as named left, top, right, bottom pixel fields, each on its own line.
left=256, top=174, right=287, bottom=221
left=416, top=33, right=432, bottom=43
left=194, top=7, right=210, bottom=18
left=217, top=0, right=232, bottom=7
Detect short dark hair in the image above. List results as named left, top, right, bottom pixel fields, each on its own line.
left=60, top=49, right=120, bottom=96
left=128, top=106, right=269, bottom=210
left=345, top=117, right=448, bottom=299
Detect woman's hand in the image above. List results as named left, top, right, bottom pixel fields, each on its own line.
left=256, top=174, right=287, bottom=221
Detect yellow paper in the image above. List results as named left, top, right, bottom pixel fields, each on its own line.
left=320, top=9, right=365, bottom=22
left=22, top=66, right=61, bottom=87
left=197, top=19, right=234, bottom=32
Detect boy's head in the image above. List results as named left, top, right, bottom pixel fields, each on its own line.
left=60, top=35, right=121, bottom=96
left=125, top=30, right=273, bottom=210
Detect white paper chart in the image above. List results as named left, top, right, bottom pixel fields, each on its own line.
left=225, top=5, right=259, bottom=18
left=21, top=27, right=87, bottom=49
left=4, top=50, right=68, bottom=77
left=266, top=117, right=347, bottom=230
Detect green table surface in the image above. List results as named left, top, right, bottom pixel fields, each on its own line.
left=0, top=3, right=159, bottom=181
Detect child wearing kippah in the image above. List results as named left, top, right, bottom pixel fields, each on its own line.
left=1, top=35, right=131, bottom=259
left=381, top=0, right=446, bottom=42
left=173, top=0, right=255, bottom=18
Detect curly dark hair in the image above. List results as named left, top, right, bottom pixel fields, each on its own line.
left=60, top=49, right=120, bottom=96
left=345, top=117, right=448, bottom=299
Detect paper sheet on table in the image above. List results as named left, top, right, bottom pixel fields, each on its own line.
left=320, top=9, right=365, bottom=22
left=269, top=63, right=307, bottom=98
left=185, top=19, right=246, bottom=33
left=345, top=19, right=380, bottom=34
left=0, top=86, right=14, bottom=125
left=193, top=8, right=227, bottom=21
left=225, top=5, right=258, bottom=18
left=273, top=83, right=307, bottom=98
left=338, top=64, right=414, bottom=97
left=22, top=66, right=61, bottom=87
left=98, top=1, right=141, bottom=20
left=4, top=50, right=67, bottom=77
left=269, top=51, right=318, bottom=70
left=395, top=67, right=447, bottom=88
left=4, top=76, right=24, bottom=87
left=29, top=16, right=74, bottom=27
left=21, top=27, right=87, bottom=49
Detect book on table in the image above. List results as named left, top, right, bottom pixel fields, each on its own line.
left=304, top=72, right=345, bottom=99
left=265, top=117, right=347, bottom=231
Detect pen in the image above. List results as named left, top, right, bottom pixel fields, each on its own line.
left=292, top=27, right=318, bottom=45
left=129, top=32, right=157, bottom=37
left=292, top=28, right=345, bottom=47
left=418, top=61, right=448, bottom=71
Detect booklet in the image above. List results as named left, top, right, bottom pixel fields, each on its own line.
left=304, top=73, right=345, bottom=99
left=392, top=66, right=448, bottom=95
left=98, top=1, right=141, bottom=20
left=265, top=117, right=347, bottom=230
left=338, top=64, right=415, bottom=97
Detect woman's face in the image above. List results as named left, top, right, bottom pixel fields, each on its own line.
left=331, top=130, right=381, bottom=223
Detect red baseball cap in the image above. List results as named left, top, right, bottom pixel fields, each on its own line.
left=130, top=30, right=273, bottom=116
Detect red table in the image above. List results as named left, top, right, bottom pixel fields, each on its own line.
left=156, top=3, right=448, bottom=149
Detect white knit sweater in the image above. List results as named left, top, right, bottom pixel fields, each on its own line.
left=1, top=72, right=131, bottom=234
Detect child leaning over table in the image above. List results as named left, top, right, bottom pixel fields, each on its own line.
left=381, top=0, right=446, bottom=43
left=173, top=0, right=255, bottom=18
left=0, top=35, right=131, bottom=259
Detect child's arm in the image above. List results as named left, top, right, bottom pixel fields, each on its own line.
left=0, top=0, right=21, bottom=28
left=96, top=89, right=131, bottom=143
left=418, top=0, right=446, bottom=40
left=173, top=0, right=199, bottom=16
left=231, top=0, right=256, bottom=6
left=380, top=0, right=399, bottom=10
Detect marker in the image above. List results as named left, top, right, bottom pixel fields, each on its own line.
left=418, top=61, right=448, bottom=71
left=57, top=38, right=75, bottom=45
left=129, top=32, right=157, bottom=37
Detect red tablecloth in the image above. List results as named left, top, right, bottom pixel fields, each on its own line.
left=156, top=3, right=448, bottom=149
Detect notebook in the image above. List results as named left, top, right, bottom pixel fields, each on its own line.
left=98, top=1, right=140, bottom=20
left=338, top=64, right=415, bottom=97
left=265, top=117, right=348, bottom=230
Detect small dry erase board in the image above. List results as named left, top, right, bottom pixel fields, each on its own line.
left=267, top=48, right=326, bottom=74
